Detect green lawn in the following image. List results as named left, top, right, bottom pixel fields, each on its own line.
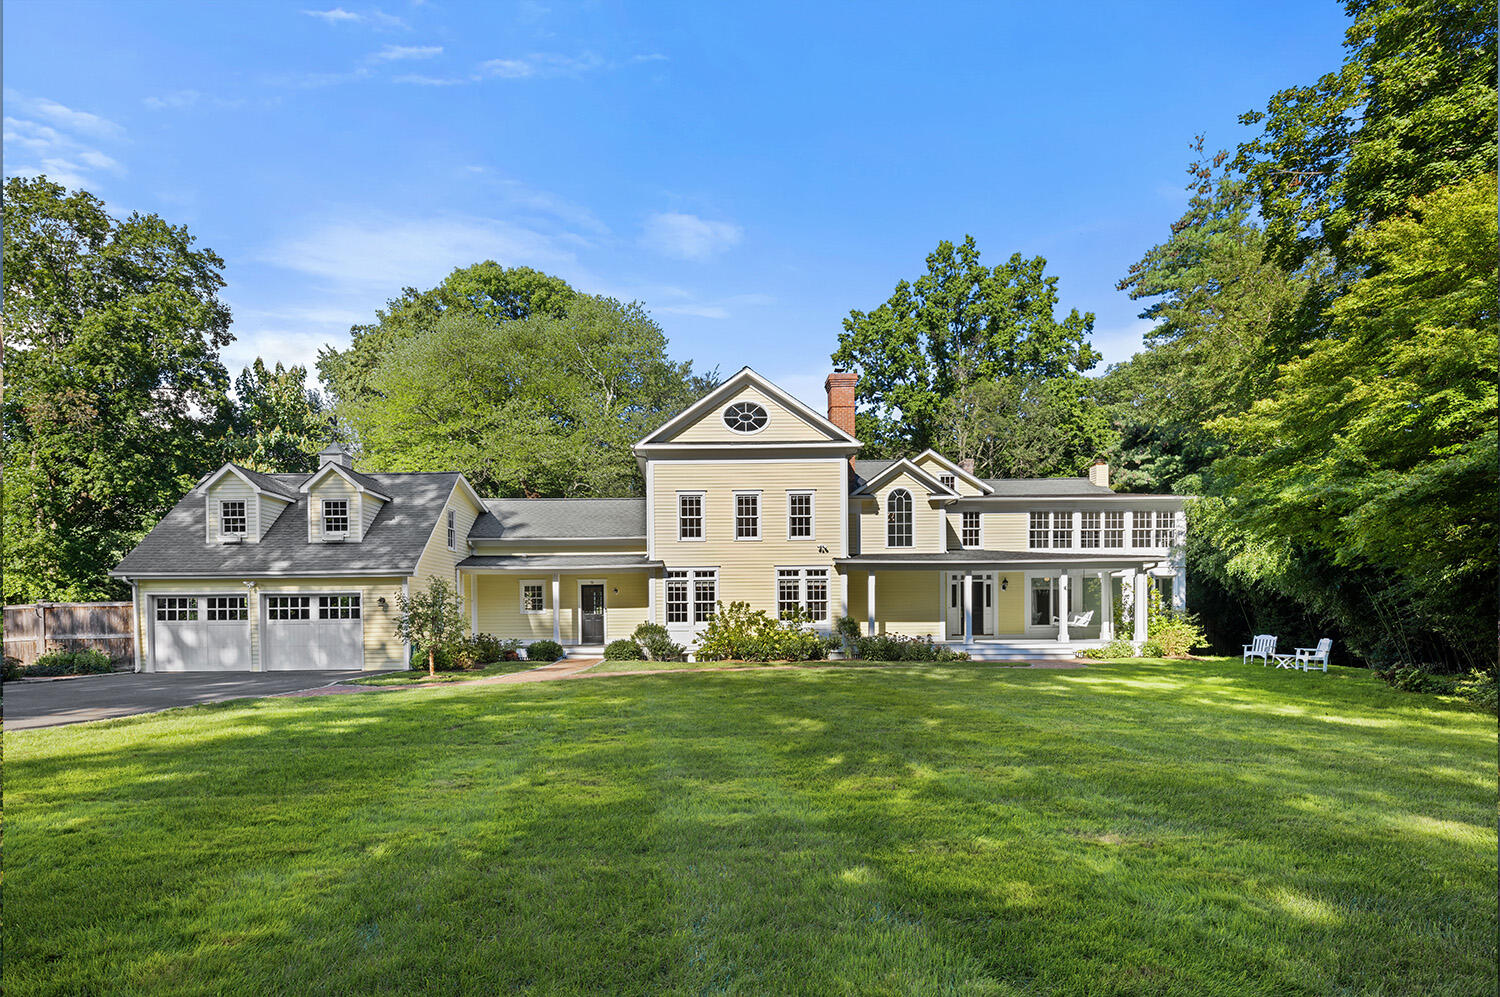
left=5, top=659, right=1495, bottom=995
left=348, top=661, right=537, bottom=686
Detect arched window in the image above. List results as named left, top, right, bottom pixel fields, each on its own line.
left=886, top=488, right=913, bottom=547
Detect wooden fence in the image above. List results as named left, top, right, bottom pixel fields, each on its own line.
left=3, top=601, right=135, bottom=667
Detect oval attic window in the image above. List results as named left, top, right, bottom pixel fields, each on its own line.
left=723, top=401, right=769, bottom=433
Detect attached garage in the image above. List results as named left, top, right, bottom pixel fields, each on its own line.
left=261, top=594, right=365, bottom=670
left=152, top=594, right=251, bottom=671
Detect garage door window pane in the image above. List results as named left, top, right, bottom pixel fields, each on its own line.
left=206, top=596, right=248, bottom=621
left=157, top=597, right=198, bottom=621
left=319, top=595, right=361, bottom=619
left=268, top=596, right=311, bottom=620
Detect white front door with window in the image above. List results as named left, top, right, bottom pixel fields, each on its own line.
left=152, top=594, right=252, bottom=671
left=261, top=594, right=364, bottom=670
left=944, top=573, right=995, bottom=639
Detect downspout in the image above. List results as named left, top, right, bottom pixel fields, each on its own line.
left=129, top=578, right=143, bottom=673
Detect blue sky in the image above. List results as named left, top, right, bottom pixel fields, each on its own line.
left=5, top=1, right=1351, bottom=408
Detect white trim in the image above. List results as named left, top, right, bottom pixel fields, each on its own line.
left=732, top=489, right=762, bottom=542
left=297, top=462, right=393, bottom=501
left=519, top=578, right=547, bottom=615
left=645, top=460, right=656, bottom=560
left=852, top=457, right=957, bottom=498
left=912, top=449, right=994, bottom=494
left=197, top=463, right=296, bottom=500
left=129, top=579, right=143, bottom=673
left=786, top=489, right=816, bottom=541
left=636, top=366, right=859, bottom=447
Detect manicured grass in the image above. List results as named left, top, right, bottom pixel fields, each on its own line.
left=5, top=659, right=1495, bottom=995
left=586, top=656, right=810, bottom=674
left=348, top=661, right=536, bottom=686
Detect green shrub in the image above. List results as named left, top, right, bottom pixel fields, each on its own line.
left=410, top=645, right=458, bottom=672
left=527, top=639, right=565, bottom=663
left=694, top=602, right=826, bottom=662
left=1150, top=613, right=1209, bottom=657
left=853, top=633, right=968, bottom=662
left=469, top=634, right=503, bottom=664
left=1140, top=640, right=1165, bottom=657
left=603, top=639, right=643, bottom=661
left=2, top=656, right=23, bottom=681
left=631, top=623, right=686, bottom=662
left=1454, top=669, right=1498, bottom=714
left=25, top=649, right=114, bottom=677
left=1377, top=665, right=1456, bottom=695
left=1076, top=638, right=1137, bottom=660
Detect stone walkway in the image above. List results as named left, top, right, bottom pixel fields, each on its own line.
left=277, top=656, right=1083, bottom=698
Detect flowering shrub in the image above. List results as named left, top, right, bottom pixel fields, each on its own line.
left=631, top=623, right=686, bottom=661
left=694, top=602, right=826, bottom=662
left=853, top=633, right=969, bottom=662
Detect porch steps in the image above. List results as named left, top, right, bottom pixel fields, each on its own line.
left=956, top=640, right=1096, bottom=662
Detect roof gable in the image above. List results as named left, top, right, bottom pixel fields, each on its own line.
left=851, top=458, right=957, bottom=499
left=299, top=462, right=393, bottom=502
left=912, top=450, right=993, bottom=495
left=637, top=367, right=858, bottom=448
left=199, top=463, right=298, bottom=501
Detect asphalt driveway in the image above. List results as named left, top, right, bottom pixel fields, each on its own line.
left=4, top=670, right=369, bottom=731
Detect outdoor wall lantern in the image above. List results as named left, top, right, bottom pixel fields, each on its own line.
left=377, top=596, right=388, bottom=609
left=1000, top=578, right=1008, bottom=591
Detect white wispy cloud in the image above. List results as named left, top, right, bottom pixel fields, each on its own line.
left=373, top=44, right=442, bottom=61
left=143, top=90, right=252, bottom=111
left=654, top=292, right=773, bottom=320
left=478, top=51, right=606, bottom=79
left=640, top=212, right=743, bottom=261
left=4, top=91, right=123, bottom=139
left=393, top=74, right=467, bottom=86
left=260, top=214, right=582, bottom=292
left=3, top=97, right=126, bottom=191
left=302, top=7, right=406, bottom=28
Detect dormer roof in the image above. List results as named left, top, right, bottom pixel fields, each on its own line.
left=298, top=461, right=394, bottom=502
left=849, top=457, right=959, bottom=499
left=199, top=463, right=299, bottom=501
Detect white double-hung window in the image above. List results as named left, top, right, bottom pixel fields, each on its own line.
left=734, top=491, right=761, bottom=540
left=322, top=499, right=349, bottom=535
left=677, top=492, right=705, bottom=541
left=1079, top=511, right=1101, bottom=549
left=1051, top=512, right=1073, bottom=548
left=787, top=491, right=814, bottom=539
left=1029, top=511, right=1051, bottom=548
left=776, top=567, right=830, bottom=622
left=1103, top=510, right=1125, bottom=548
left=520, top=580, right=545, bottom=614
left=219, top=500, right=247, bottom=536
left=692, top=569, right=718, bottom=623
left=1132, top=511, right=1155, bottom=548
left=960, top=511, right=982, bottom=549
left=666, top=568, right=718, bottom=624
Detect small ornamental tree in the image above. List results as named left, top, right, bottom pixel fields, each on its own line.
left=393, top=578, right=469, bottom=677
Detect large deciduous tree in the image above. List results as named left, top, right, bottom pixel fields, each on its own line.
left=223, top=360, right=336, bottom=474
left=340, top=294, right=715, bottom=496
left=832, top=236, right=1102, bottom=463
left=3, top=177, right=233, bottom=602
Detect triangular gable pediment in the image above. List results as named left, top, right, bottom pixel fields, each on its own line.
left=637, top=367, right=859, bottom=448
left=299, top=462, right=393, bottom=502
left=912, top=450, right=993, bottom=495
left=852, top=458, right=957, bottom=499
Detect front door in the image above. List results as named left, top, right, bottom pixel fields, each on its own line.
left=580, top=584, right=605, bottom=644
left=944, top=573, right=994, bottom=638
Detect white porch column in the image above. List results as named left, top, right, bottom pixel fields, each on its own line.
left=1171, top=564, right=1187, bottom=614
left=1098, top=570, right=1113, bottom=641
left=840, top=572, right=849, bottom=619
left=866, top=572, right=876, bottom=636
left=1133, top=570, right=1149, bottom=648
left=469, top=573, right=478, bottom=633
left=962, top=571, right=973, bottom=645
left=647, top=571, right=657, bottom=625
left=551, top=573, right=561, bottom=643
left=1056, top=572, right=1071, bottom=642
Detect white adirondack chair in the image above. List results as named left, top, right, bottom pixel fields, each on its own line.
left=1243, top=634, right=1276, bottom=666
left=1068, top=610, right=1095, bottom=628
left=1294, top=638, right=1332, bottom=672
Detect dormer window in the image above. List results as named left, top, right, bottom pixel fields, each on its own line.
left=723, top=401, right=768, bottom=433
left=323, top=499, right=349, bottom=535
left=219, top=500, right=247, bottom=536
left=939, top=474, right=955, bottom=491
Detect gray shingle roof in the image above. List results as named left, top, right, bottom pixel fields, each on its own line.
left=457, top=554, right=661, bottom=570
left=113, top=472, right=461, bottom=577
left=235, top=465, right=301, bottom=499
left=469, top=497, right=646, bottom=539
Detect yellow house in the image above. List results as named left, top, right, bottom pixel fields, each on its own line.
left=114, top=368, right=1186, bottom=671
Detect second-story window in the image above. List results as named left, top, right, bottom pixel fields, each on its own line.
left=322, top=499, right=349, bottom=534
left=1132, top=510, right=1155, bottom=547
left=678, top=493, right=704, bottom=541
left=1052, top=512, right=1073, bottom=548
left=734, top=492, right=760, bottom=540
left=1080, top=511, right=1101, bottom=548
left=960, top=511, right=981, bottom=548
left=787, top=491, right=814, bottom=539
left=886, top=488, right=913, bottom=547
left=219, top=500, right=247, bottom=535
left=1029, top=511, right=1050, bottom=548
left=1103, top=510, right=1125, bottom=548
left=447, top=510, right=457, bottom=550
left=939, top=474, right=956, bottom=491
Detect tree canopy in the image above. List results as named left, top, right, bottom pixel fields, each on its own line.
left=339, top=294, right=716, bottom=496
left=832, top=236, right=1104, bottom=468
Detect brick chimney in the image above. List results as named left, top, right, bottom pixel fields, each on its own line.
left=1088, top=458, right=1110, bottom=488
left=959, top=458, right=976, bottom=475
left=825, top=370, right=857, bottom=438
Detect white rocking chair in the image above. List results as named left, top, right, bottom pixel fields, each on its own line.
left=1243, top=634, right=1276, bottom=666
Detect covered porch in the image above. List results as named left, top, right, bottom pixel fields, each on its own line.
left=838, top=551, right=1181, bottom=651
left=456, top=554, right=662, bottom=648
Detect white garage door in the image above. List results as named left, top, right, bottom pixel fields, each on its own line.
left=153, top=595, right=251, bottom=671
left=262, top=594, right=364, bottom=670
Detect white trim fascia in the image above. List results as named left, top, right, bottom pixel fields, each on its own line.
left=645, top=460, right=656, bottom=560
left=198, top=463, right=281, bottom=498
left=471, top=535, right=647, bottom=545
left=851, top=458, right=957, bottom=498
left=954, top=494, right=1190, bottom=506
left=459, top=564, right=661, bottom=574
left=912, top=449, right=994, bottom=494
left=635, top=366, right=860, bottom=448
left=112, top=569, right=415, bottom=579
left=297, top=462, right=394, bottom=502
left=632, top=442, right=861, bottom=455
